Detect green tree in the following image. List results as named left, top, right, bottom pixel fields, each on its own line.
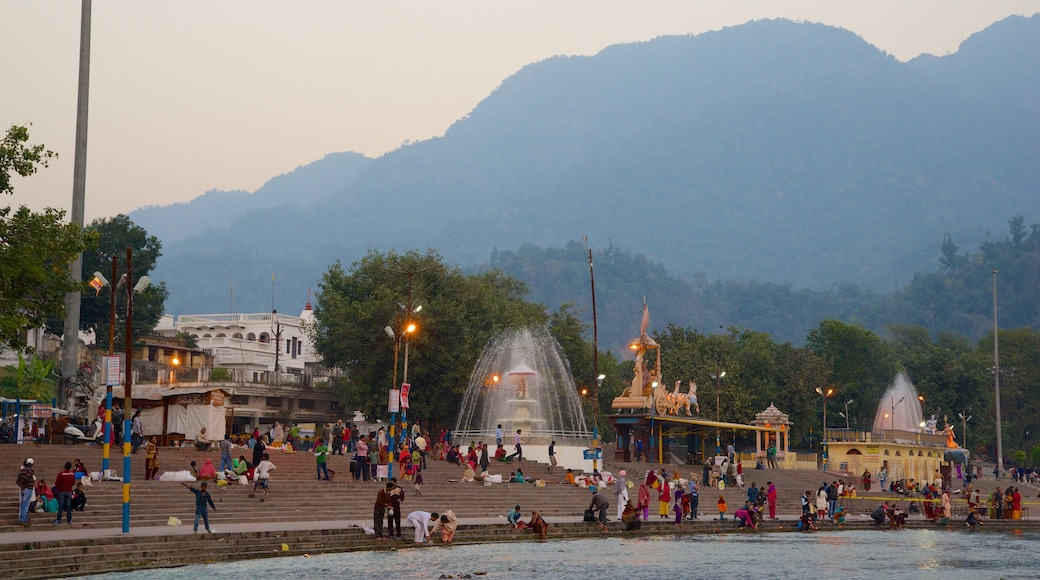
left=0, top=124, right=56, bottom=196
left=0, top=125, right=93, bottom=352
left=807, top=319, right=896, bottom=423
left=311, top=249, right=546, bottom=425
left=982, top=327, right=1040, bottom=464
left=77, top=215, right=168, bottom=351
left=3, top=353, right=57, bottom=400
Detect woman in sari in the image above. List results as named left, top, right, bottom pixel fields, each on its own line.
left=658, top=476, right=671, bottom=518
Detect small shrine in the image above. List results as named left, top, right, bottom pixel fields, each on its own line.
left=751, top=403, right=793, bottom=468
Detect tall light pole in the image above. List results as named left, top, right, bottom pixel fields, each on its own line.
left=840, top=399, right=854, bottom=430
left=380, top=259, right=438, bottom=468
left=815, top=387, right=833, bottom=463
left=385, top=298, right=420, bottom=481
left=958, top=411, right=972, bottom=451
left=584, top=237, right=600, bottom=452
left=119, top=247, right=149, bottom=533
left=710, top=371, right=725, bottom=454
left=891, top=396, right=905, bottom=433
left=992, top=269, right=1004, bottom=476
left=59, top=0, right=92, bottom=412
left=89, top=256, right=118, bottom=476
left=593, top=374, right=605, bottom=470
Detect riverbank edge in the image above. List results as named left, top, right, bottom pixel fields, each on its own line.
left=8, top=517, right=1040, bottom=579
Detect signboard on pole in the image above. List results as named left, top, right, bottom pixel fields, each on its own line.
left=105, top=356, right=120, bottom=386
left=400, top=383, right=410, bottom=409
left=582, top=448, right=603, bottom=460
left=389, top=389, right=400, bottom=413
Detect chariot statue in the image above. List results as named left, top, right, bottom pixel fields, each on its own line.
left=612, top=302, right=699, bottom=417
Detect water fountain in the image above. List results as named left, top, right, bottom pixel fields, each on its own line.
left=454, top=327, right=590, bottom=444
left=871, top=373, right=924, bottom=433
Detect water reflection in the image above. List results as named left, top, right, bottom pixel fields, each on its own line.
left=85, top=530, right=1040, bottom=580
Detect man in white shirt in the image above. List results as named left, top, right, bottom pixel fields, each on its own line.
left=249, top=453, right=276, bottom=501
left=496, top=424, right=503, bottom=447
left=405, top=510, right=438, bottom=544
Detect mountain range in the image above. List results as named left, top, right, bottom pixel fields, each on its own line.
left=133, top=15, right=1040, bottom=335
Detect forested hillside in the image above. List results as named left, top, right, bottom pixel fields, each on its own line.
left=483, top=214, right=1039, bottom=351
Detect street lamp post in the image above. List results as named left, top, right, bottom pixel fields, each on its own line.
left=890, top=396, right=905, bottom=436
left=90, top=257, right=118, bottom=476
left=585, top=237, right=602, bottom=469
left=119, top=248, right=149, bottom=533
left=384, top=304, right=419, bottom=481
left=593, top=374, right=605, bottom=470
left=992, top=269, right=1005, bottom=477
left=840, top=399, right=854, bottom=431
left=958, top=412, right=972, bottom=450
left=710, top=371, right=725, bottom=454
left=815, top=387, right=833, bottom=464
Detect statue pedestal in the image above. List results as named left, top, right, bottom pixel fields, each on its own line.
left=499, top=399, right=545, bottom=439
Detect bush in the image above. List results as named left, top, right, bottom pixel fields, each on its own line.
left=209, top=368, right=233, bottom=382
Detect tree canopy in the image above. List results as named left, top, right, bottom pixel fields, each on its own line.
left=76, top=214, right=169, bottom=351
left=0, top=125, right=93, bottom=352
left=311, top=249, right=547, bottom=425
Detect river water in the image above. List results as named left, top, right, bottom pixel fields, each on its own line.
left=86, top=529, right=1039, bottom=579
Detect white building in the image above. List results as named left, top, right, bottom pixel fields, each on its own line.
left=168, top=302, right=320, bottom=375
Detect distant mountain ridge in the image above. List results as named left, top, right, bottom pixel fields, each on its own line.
left=129, top=151, right=372, bottom=243
left=144, top=16, right=1040, bottom=322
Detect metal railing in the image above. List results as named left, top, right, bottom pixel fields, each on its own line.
left=450, top=429, right=593, bottom=446
left=824, top=428, right=948, bottom=447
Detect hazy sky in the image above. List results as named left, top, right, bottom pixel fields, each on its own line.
left=3, top=1, right=1037, bottom=221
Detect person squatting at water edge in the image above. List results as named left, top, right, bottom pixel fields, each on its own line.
left=405, top=510, right=438, bottom=545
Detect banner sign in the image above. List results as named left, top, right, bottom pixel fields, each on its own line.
left=105, top=356, right=120, bottom=386
left=389, top=389, right=400, bottom=413
left=583, top=448, right=603, bottom=460
left=400, top=383, right=410, bottom=409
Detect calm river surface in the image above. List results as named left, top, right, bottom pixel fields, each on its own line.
left=86, top=529, right=1039, bottom=579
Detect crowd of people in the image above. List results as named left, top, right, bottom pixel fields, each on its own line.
left=16, top=457, right=90, bottom=527
left=20, top=417, right=1040, bottom=548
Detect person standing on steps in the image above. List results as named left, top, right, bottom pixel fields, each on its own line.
left=374, top=482, right=392, bottom=540
left=249, top=453, right=276, bottom=501
left=767, top=481, right=778, bottom=520
left=507, top=429, right=523, bottom=462
left=496, top=424, right=503, bottom=447
left=181, top=481, right=216, bottom=533
left=17, top=458, right=35, bottom=526
left=332, top=420, right=345, bottom=455
left=615, top=469, right=629, bottom=520
left=687, top=476, right=700, bottom=520
left=315, top=438, right=330, bottom=480
left=252, top=433, right=266, bottom=469
left=388, top=477, right=405, bottom=539
left=145, top=437, right=160, bottom=480
left=131, top=410, right=143, bottom=453
left=53, top=462, right=76, bottom=525
left=218, top=435, right=234, bottom=473
left=548, top=440, right=557, bottom=472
